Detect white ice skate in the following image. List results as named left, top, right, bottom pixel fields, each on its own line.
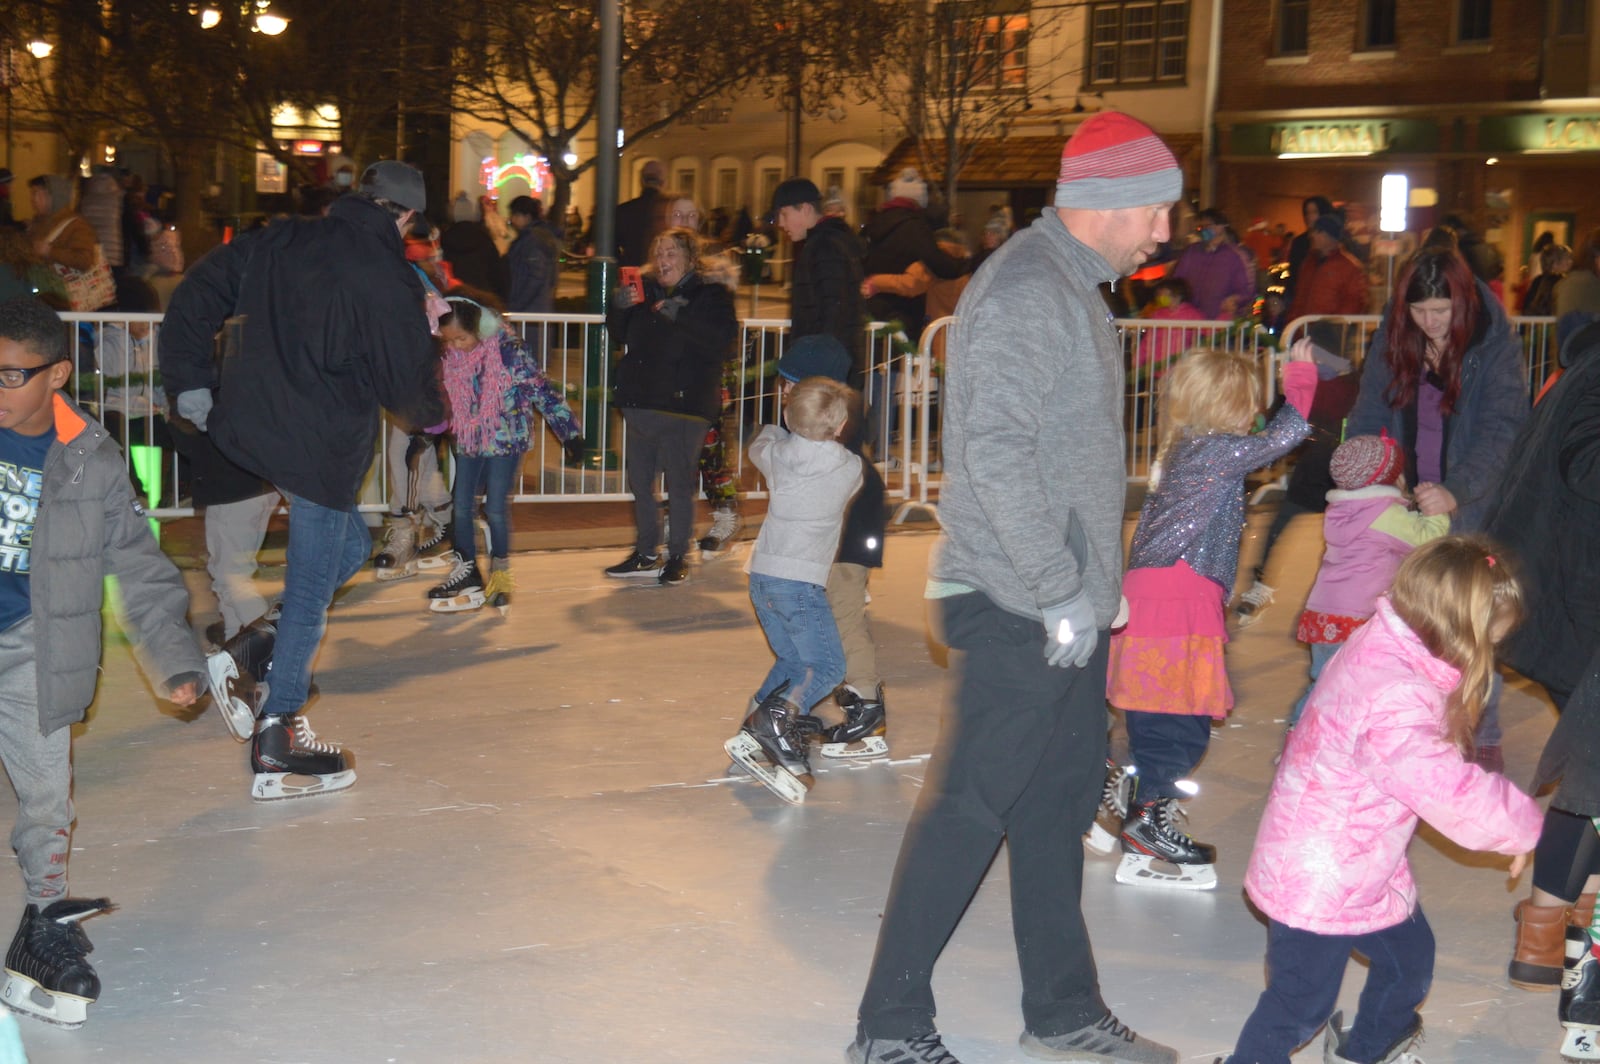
left=251, top=769, right=357, bottom=802
left=1114, top=853, right=1218, bottom=891
left=1115, top=797, right=1218, bottom=891
left=1564, top=926, right=1600, bottom=1061
left=724, top=732, right=807, bottom=805
left=206, top=650, right=261, bottom=743
left=1564, top=1028, right=1600, bottom=1062
left=373, top=514, right=419, bottom=581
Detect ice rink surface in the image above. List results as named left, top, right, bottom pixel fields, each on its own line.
left=4, top=513, right=1571, bottom=1062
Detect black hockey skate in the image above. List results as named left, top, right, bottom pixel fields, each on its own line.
left=373, top=512, right=420, bottom=581
left=1563, top=925, right=1600, bottom=1061
left=820, top=685, right=889, bottom=760
left=1, top=898, right=114, bottom=1028
left=1083, top=759, right=1135, bottom=857
left=724, top=683, right=815, bottom=804
left=1116, top=797, right=1218, bottom=891
left=250, top=714, right=356, bottom=802
left=427, top=556, right=485, bottom=613
left=206, top=610, right=277, bottom=742
left=1323, top=1008, right=1424, bottom=1064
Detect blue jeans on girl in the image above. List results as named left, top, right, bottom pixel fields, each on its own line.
left=451, top=452, right=519, bottom=562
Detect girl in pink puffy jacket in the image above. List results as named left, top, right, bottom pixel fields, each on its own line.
left=1222, top=536, right=1541, bottom=1064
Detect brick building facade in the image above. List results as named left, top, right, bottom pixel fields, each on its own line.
left=1214, top=0, right=1600, bottom=288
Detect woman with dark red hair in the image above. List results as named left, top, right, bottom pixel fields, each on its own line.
left=1346, top=244, right=1527, bottom=532
left=1343, top=243, right=1528, bottom=767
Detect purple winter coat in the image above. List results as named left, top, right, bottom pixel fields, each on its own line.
left=1245, top=597, right=1541, bottom=935
left=1302, top=486, right=1449, bottom=620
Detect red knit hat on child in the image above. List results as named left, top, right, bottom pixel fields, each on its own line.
left=1055, top=112, right=1183, bottom=211
left=1330, top=431, right=1405, bottom=490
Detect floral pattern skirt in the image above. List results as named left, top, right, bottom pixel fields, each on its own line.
left=1107, top=560, right=1233, bottom=718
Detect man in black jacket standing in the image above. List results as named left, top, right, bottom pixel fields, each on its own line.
left=160, top=161, right=443, bottom=802
left=771, top=178, right=866, bottom=389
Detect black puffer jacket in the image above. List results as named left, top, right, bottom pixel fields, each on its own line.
left=790, top=217, right=865, bottom=380
left=608, top=269, right=736, bottom=424
left=160, top=194, right=444, bottom=510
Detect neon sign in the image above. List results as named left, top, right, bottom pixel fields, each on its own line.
left=484, top=152, right=552, bottom=197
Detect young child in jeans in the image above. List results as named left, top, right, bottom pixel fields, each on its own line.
left=724, top=376, right=862, bottom=804
left=0, top=298, right=205, bottom=1027
left=1222, top=536, right=1539, bottom=1064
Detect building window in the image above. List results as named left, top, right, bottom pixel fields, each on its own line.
left=943, top=3, right=1030, bottom=92
left=1457, top=0, right=1491, bottom=42
left=1555, top=0, right=1586, bottom=36
left=674, top=168, right=696, bottom=200
left=1361, top=0, right=1397, bottom=49
left=1277, top=0, right=1309, bottom=55
left=758, top=169, right=782, bottom=221
left=715, top=169, right=737, bottom=212
left=854, top=167, right=878, bottom=222
left=1089, top=1, right=1189, bottom=87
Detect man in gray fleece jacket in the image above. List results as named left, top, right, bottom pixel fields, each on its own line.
left=849, top=113, right=1184, bottom=1064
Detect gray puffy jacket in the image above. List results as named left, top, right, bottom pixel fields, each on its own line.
left=30, top=394, right=204, bottom=735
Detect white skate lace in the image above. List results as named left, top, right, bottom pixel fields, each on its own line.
left=291, top=716, right=341, bottom=755
left=440, top=557, right=479, bottom=590
left=708, top=509, right=739, bottom=539
left=380, top=521, right=415, bottom=554
left=1099, top=761, right=1130, bottom=817
left=1237, top=581, right=1275, bottom=610
left=416, top=510, right=448, bottom=552
left=1153, top=799, right=1200, bottom=846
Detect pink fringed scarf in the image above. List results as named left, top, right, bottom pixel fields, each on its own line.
left=442, top=334, right=514, bottom=455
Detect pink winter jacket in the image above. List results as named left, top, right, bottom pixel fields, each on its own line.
left=1302, top=487, right=1449, bottom=621
left=1244, top=598, right=1541, bottom=935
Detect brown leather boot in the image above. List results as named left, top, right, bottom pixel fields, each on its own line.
left=1572, top=893, right=1598, bottom=930
left=1511, top=899, right=1572, bottom=989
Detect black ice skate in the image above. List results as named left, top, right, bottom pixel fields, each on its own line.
left=1116, top=797, right=1218, bottom=891
left=1563, top=926, right=1600, bottom=1061
left=427, top=556, right=485, bottom=613
left=205, top=609, right=277, bottom=742
left=1, top=898, right=114, bottom=1028
left=1083, top=760, right=1136, bottom=857
left=820, top=684, right=889, bottom=760
left=250, top=714, right=356, bottom=802
left=724, top=683, right=815, bottom=804
left=373, top=512, right=419, bottom=581
left=1323, top=1008, right=1424, bottom=1064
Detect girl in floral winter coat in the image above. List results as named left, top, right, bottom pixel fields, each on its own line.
left=427, top=297, right=584, bottom=613
left=1222, top=536, right=1541, bottom=1064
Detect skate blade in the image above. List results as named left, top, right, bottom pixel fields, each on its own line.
left=415, top=553, right=455, bottom=572
left=723, top=734, right=807, bottom=805
left=1, top=972, right=90, bottom=1028
left=429, top=592, right=486, bottom=613
left=1564, top=1026, right=1600, bottom=1061
left=251, top=769, right=357, bottom=802
left=205, top=652, right=255, bottom=743
left=1114, top=853, right=1217, bottom=891
left=373, top=561, right=418, bottom=582
left=1083, top=823, right=1118, bottom=857
left=819, top=736, right=889, bottom=760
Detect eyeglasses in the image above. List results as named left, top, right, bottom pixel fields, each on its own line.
left=0, top=364, right=59, bottom=389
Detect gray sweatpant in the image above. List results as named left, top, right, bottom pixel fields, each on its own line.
left=0, top=618, right=73, bottom=907
left=385, top=421, right=450, bottom=515
left=206, top=491, right=279, bottom=639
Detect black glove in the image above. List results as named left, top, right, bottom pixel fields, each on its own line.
left=563, top=437, right=586, bottom=464
left=657, top=295, right=688, bottom=322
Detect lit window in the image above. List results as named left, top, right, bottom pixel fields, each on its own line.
left=943, top=2, right=1031, bottom=93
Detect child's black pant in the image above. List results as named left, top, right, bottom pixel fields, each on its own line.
left=1123, top=709, right=1210, bottom=802
left=1227, top=908, right=1434, bottom=1064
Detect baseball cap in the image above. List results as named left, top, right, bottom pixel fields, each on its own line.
left=359, top=161, right=427, bottom=213
left=768, top=178, right=821, bottom=223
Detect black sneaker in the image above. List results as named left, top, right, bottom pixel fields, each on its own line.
left=604, top=551, right=662, bottom=579
left=659, top=554, right=689, bottom=585
left=1020, top=1012, right=1178, bottom=1062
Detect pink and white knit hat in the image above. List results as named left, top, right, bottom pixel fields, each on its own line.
left=1055, top=112, right=1182, bottom=210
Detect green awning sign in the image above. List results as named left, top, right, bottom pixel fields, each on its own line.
left=1227, top=120, right=1439, bottom=157
left=1479, top=115, right=1600, bottom=153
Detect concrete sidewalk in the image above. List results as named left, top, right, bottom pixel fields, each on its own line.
left=1, top=511, right=1567, bottom=1062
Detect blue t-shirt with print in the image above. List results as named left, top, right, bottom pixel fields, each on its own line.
left=0, top=425, right=53, bottom=632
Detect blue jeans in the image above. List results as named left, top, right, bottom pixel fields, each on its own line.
left=451, top=452, right=518, bottom=562
left=1288, top=642, right=1342, bottom=728
left=1227, top=909, right=1434, bottom=1064
left=748, top=573, right=844, bottom=713
left=260, top=494, right=372, bottom=718
left=1124, top=709, right=1212, bottom=801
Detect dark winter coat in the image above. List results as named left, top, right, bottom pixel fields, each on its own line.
left=506, top=221, right=559, bottom=313
left=861, top=200, right=967, bottom=338
left=608, top=270, right=736, bottom=424
left=30, top=393, right=205, bottom=735
left=790, top=217, right=866, bottom=382
left=440, top=220, right=507, bottom=300
left=614, top=187, right=665, bottom=268
left=1345, top=279, right=1527, bottom=531
left=1488, top=320, right=1600, bottom=704
left=837, top=454, right=886, bottom=570
left=159, top=194, right=444, bottom=510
